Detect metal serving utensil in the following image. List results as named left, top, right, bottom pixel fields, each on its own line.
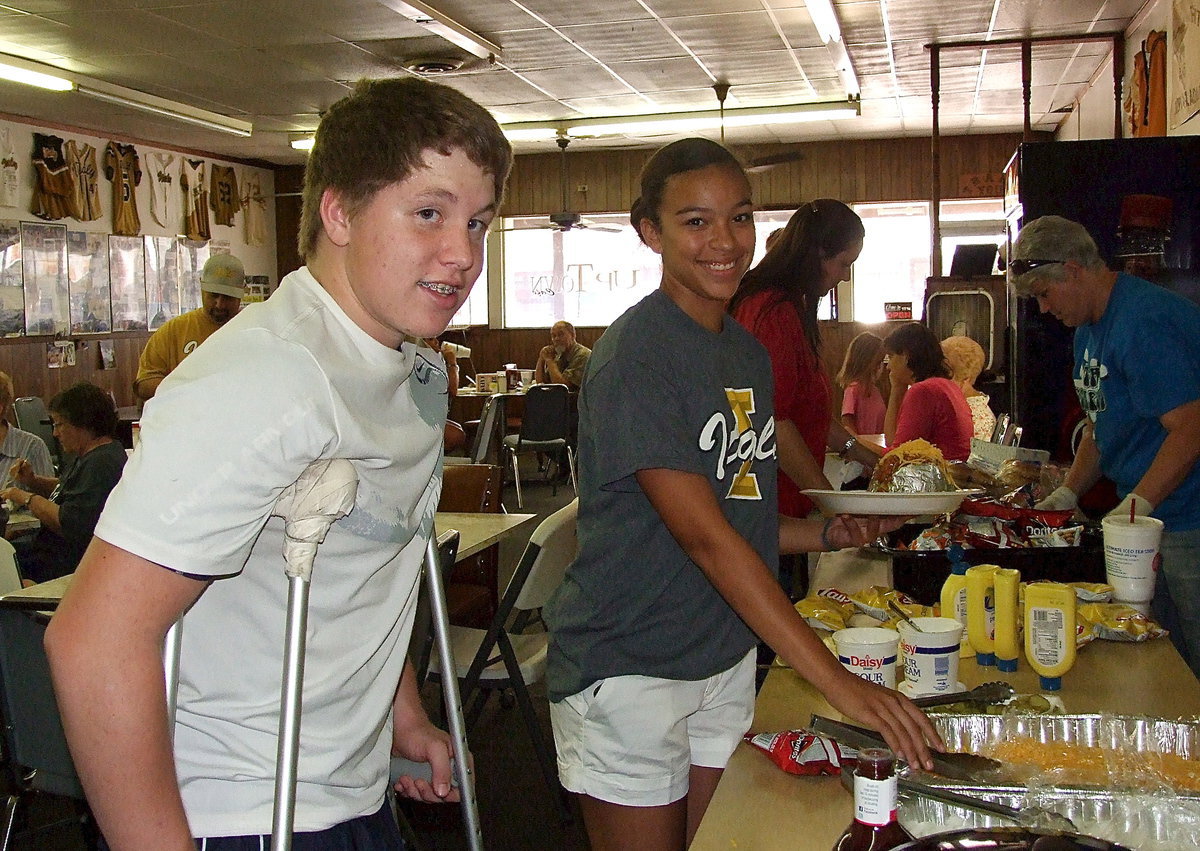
left=910, top=681, right=1016, bottom=710
left=896, top=774, right=1078, bottom=833
left=810, top=714, right=1004, bottom=782
left=888, top=599, right=927, bottom=632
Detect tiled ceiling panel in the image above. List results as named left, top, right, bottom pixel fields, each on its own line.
left=0, top=0, right=1143, bottom=163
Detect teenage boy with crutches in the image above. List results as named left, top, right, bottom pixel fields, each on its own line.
left=45, top=77, right=512, bottom=850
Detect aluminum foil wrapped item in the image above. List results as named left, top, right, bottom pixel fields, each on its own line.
left=870, top=438, right=957, bottom=493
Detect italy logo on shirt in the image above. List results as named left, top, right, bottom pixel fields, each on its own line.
left=698, top=387, right=776, bottom=501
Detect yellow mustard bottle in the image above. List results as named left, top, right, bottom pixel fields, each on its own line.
left=992, top=568, right=1021, bottom=673
left=1024, top=581, right=1076, bottom=691
left=965, top=564, right=1000, bottom=667
left=939, top=545, right=973, bottom=658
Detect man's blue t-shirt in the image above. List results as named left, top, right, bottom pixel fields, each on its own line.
left=1073, top=272, right=1200, bottom=530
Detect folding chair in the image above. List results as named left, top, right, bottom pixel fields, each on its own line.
left=439, top=464, right=503, bottom=627
left=427, top=499, right=578, bottom=822
left=0, top=541, right=22, bottom=596
left=12, top=397, right=62, bottom=470
left=0, top=607, right=98, bottom=850
left=449, top=393, right=505, bottom=467
left=502, top=384, right=577, bottom=508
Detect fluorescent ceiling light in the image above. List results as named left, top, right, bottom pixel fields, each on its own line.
left=806, top=0, right=842, bottom=44
left=561, top=101, right=860, bottom=137
left=378, top=0, right=502, bottom=61
left=0, top=55, right=74, bottom=91
left=77, top=84, right=253, bottom=137
left=290, top=136, right=315, bottom=151
left=501, top=126, right=562, bottom=143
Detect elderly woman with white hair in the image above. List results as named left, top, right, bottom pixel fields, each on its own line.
left=0, top=371, right=54, bottom=482
left=940, top=335, right=996, bottom=441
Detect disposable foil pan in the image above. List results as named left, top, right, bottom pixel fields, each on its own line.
left=930, top=713, right=1200, bottom=770
left=898, top=786, right=1200, bottom=849
left=899, top=714, right=1200, bottom=848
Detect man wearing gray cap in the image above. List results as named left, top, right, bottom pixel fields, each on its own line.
left=1011, top=214, right=1200, bottom=674
left=133, top=253, right=246, bottom=401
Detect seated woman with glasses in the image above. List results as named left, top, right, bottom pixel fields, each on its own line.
left=882, top=322, right=974, bottom=461
left=0, top=382, right=127, bottom=583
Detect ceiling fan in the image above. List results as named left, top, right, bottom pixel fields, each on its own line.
left=710, top=83, right=805, bottom=173
left=503, top=137, right=622, bottom=233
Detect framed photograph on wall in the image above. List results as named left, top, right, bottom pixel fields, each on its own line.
left=68, top=230, right=112, bottom=333
left=109, top=234, right=147, bottom=331
left=178, top=237, right=209, bottom=313
left=144, top=235, right=180, bottom=329
left=21, top=221, right=69, bottom=336
left=0, top=220, right=23, bottom=337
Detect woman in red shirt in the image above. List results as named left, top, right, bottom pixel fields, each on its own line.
left=729, top=201, right=879, bottom=520
left=882, top=322, right=974, bottom=461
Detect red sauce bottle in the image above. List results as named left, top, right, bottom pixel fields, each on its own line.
left=832, top=748, right=913, bottom=851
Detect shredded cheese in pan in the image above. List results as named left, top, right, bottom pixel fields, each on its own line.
left=983, top=738, right=1200, bottom=791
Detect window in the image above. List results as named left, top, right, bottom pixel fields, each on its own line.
left=500, top=213, right=659, bottom=328
left=448, top=241, right=488, bottom=328
left=850, top=202, right=932, bottom=322
left=938, top=198, right=1006, bottom=275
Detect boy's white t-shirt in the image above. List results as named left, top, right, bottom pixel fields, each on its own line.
left=95, top=266, right=447, bottom=837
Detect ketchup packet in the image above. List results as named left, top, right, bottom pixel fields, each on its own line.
left=743, top=730, right=857, bottom=776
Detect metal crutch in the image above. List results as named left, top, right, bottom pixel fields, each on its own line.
left=418, top=530, right=484, bottom=851
left=269, top=458, right=359, bottom=850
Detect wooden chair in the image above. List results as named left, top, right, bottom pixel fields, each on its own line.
left=438, top=464, right=502, bottom=628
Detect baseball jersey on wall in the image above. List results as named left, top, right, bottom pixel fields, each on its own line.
left=104, top=142, right=142, bottom=236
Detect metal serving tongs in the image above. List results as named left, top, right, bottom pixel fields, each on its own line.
left=810, top=714, right=1004, bottom=783
left=836, top=767, right=1078, bottom=832
left=909, top=680, right=1016, bottom=710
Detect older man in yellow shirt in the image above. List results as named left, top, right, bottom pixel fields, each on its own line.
left=134, top=253, right=246, bottom=401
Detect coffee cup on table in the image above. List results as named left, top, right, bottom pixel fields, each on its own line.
left=833, top=627, right=899, bottom=689
left=1102, top=514, right=1164, bottom=614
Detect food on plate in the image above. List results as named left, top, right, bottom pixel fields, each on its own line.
left=981, top=737, right=1200, bottom=792
left=869, top=439, right=956, bottom=493
left=931, top=693, right=1062, bottom=715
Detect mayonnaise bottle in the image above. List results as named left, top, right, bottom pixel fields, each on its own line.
left=1023, top=581, right=1076, bottom=691
left=965, top=564, right=1000, bottom=667
left=992, top=568, right=1021, bottom=672
left=939, top=545, right=973, bottom=658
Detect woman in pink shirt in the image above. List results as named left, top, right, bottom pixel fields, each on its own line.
left=882, top=322, right=973, bottom=461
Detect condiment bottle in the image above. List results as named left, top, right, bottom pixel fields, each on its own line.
left=965, top=564, right=1000, bottom=667
left=832, top=748, right=912, bottom=851
left=939, top=545, right=974, bottom=658
left=1024, top=581, right=1076, bottom=691
left=993, top=567, right=1021, bottom=672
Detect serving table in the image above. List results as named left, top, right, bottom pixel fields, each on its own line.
left=691, top=543, right=1200, bottom=851
left=0, top=512, right=537, bottom=611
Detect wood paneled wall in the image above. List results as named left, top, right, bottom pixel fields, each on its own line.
left=0, top=331, right=150, bottom=410
left=503, top=133, right=1031, bottom=216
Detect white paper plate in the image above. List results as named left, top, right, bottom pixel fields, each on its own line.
left=801, top=489, right=983, bottom=517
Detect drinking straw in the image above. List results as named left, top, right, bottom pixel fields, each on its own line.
left=1130, top=497, right=1136, bottom=524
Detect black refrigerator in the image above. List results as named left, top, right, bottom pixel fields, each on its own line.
left=1004, top=137, right=1200, bottom=459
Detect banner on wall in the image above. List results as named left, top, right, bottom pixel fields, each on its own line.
left=1171, top=0, right=1200, bottom=129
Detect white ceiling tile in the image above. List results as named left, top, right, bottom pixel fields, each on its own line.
left=0, top=0, right=1145, bottom=163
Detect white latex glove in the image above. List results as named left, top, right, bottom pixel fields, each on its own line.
left=1108, top=492, right=1154, bottom=521
left=1036, top=485, right=1078, bottom=511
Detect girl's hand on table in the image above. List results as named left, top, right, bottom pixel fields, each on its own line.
left=823, top=670, right=944, bottom=771
left=0, top=487, right=29, bottom=508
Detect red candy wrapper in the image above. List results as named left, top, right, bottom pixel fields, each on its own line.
left=743, top=730, right=857, bottom=776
